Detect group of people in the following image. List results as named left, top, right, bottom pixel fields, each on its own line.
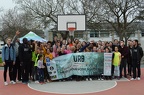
left=2, top=31, right=143, bottom=86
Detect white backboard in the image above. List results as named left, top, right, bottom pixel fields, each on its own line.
left=57, top=15, right=86, bottom=31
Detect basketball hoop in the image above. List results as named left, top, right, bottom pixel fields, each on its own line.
left=68, top=27, right=76, bottom=37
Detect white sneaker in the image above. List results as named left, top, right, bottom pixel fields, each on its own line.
left=47, top=80, right=50, bottom=83
left=89, top=78, right=92, bottom=81
left=130, top=78, right=136, bottom=80
left=4, top=82, right=8, bottom=86
left=86, top=78, right=88, bottom=81
left=35, top=81, right=39, bottom=83
left=10, top=81, right=16, bottom=84
left=137, top=77, right=141, bottom=80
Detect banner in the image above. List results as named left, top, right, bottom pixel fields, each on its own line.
left=47, top=52, right=112, bottom=80
left=103, top=53, right=112, bottom=76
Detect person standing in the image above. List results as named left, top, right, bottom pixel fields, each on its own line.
left=19, top=38, right=32, bottom=84
left=119, top=40, right=129, bottom=78
left=2, top=31, right=20, bottom=85
left=112, top=39, right=119, bottom=51
left=112, top=46, right=121, bottom=80
left=42, top=44, right=53, bottom=82
left=37, top=54, right=45, bottom=84
left=131, top=40, right=143, bottom=80
left=127, top=40, right=133, bottom=76
left=13, top=38, right=22, bottom=82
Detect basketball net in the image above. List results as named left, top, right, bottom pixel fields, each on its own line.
left=68, top=27, right=75, bottom=37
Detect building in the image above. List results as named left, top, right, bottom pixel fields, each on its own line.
left=48, top=22, right=144, bottom=49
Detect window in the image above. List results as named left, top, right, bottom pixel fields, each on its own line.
left=127, top=32, right=135, bottom=37
left=100, top=30, right=109, bottom=37
left=90, top=30, right=99, bottom=37
left=130, top=33, right=135, bottom=37
left=74, top=32, right=83, bottom=38
left=141, top=31, right=144, bottom=37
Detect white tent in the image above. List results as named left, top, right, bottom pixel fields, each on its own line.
left=20, top=31, right=47, bottom=42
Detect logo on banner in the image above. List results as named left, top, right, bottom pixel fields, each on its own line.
left=73, top=55, right=85, bottom=62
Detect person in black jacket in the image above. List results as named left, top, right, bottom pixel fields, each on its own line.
left=13, top=38, right=22, bottom=82
left=131, top=40, right=143, bottom=80
left=127, top=40, right=133, bottom=76
left=19, top=38, right=32, bottom=83
left=119, top=40, right=129, bottom=78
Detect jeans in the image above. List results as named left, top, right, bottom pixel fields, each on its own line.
left=38, top=68, right=44, bottom=82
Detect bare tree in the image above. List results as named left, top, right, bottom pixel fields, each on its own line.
left=14, top=0, right=70, bottom=39
left=137, top=2, right=144, bottom=20
left=14, top=0, right=142, bottom=42
left=65, top=0, right=102, bottom=40
left=66, top=0, right=102, bottom=27
left=97, top=0, right=142, bottom=41
left=1, top=8, right=22, bottom=42
left=14, top=0, right=63, bottom=28
left=1, top=8, right=41, bottom=43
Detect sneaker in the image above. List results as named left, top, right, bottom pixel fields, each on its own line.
left=22, top=81, right=29, bottom=84
left=89, top=78, right=92, bottom=81
left=137, top=77, right=141, bottom=80
left=47, top=80, right=50, bottom=83
left=35, top=81, right=39, bottom=83
left=4, top=82, right=8, bottom=86
left=61, top=79, right=65, bottom=81
left=101, top=78, right=104, bottom=80
left=10, top=81, right=16, bottom=84
left=86, top=78, right=88, bottom=81
left=22, top=82, right=27, bottom=84
left=39, top=82, right=45, bottom=85
left=130, top=78, right=136, bottom=80
left=16, top=80, right=22, bottom=83
left=117, top=76, right=120, bottom=80
left=112, top=76, right=115, bottom=79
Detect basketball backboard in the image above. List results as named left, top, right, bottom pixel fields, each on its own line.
left=57, top=15, right=86, bottom=31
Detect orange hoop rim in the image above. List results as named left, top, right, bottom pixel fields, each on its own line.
left=68, top=27, right=76, bottom=32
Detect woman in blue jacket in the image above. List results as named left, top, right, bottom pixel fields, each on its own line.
left=2, top=31, right=19, bottom=86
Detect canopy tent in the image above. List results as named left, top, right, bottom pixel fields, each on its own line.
left=19, top=31, right=47, bottom=43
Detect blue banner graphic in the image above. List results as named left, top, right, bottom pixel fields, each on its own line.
left=47, top=52, right=112, bottom=80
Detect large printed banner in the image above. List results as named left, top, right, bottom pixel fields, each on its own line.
left=47, top=52, right=112, bottom=80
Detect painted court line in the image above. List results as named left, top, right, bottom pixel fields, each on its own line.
left=28, top=81, right=118, bottom=94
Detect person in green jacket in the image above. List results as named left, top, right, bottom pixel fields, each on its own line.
left=32, top=41, right=44, bottom=83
